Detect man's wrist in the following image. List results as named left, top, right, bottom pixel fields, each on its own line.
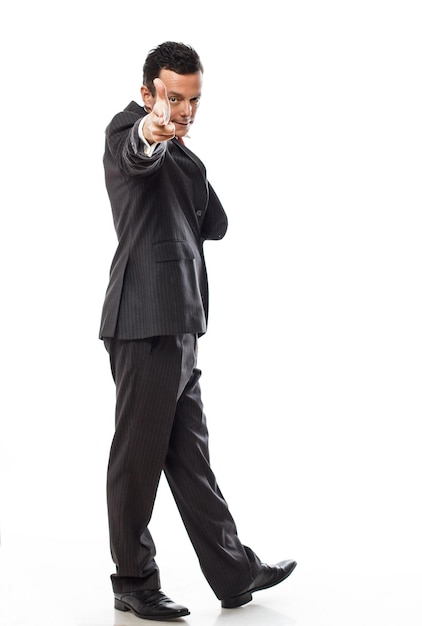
left=138, top=117, right=157, bottom=156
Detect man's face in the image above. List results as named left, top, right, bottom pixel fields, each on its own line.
left=144, top=69, right=202, bottom=138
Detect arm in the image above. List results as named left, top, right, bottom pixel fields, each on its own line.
left=105, top=113, right=166, bottom=176
left=201, top=183, right=229, bottom=241
left=105, top=79, right=175, bottom=176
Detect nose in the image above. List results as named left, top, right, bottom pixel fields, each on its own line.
left=180, top=99, right=192, bottom=118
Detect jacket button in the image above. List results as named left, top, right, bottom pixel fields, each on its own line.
left=196, top=210, right=202, bottom=217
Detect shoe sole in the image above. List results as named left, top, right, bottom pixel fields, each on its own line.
left=115, top=597, right=190, bottom=620
left=221, top=561, right=297, bottom=609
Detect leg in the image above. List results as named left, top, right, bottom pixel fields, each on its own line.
left=164, top=340, right=260, bottom=599
left=165, top=349, right=297, bottom=606
left=105, top=336, right=185, bottom=592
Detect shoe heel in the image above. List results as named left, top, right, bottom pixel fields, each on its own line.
left=114, top=598, right=129, bottom=612
left=222, top=591, right=253, bottom=609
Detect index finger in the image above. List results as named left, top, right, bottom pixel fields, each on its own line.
left=153, top=78, right=170, bottom=125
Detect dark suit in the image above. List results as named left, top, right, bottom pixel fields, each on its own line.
left=100, top=101, right=228, bottom=340
left=100, top=102, right=260, bottom=599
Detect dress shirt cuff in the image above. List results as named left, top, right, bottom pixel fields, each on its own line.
left=138, top=116, right=158, bottom=157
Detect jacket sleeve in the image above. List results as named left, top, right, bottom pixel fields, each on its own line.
left=201, top=183, right=229, bottom=240
left=105, top=112, right=166, bottom=176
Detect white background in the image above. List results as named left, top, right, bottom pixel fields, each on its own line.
left=0, top=1, right=421, bottom=624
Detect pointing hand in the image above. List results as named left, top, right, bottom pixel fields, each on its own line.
left=143, top=78, right=176, bottom=144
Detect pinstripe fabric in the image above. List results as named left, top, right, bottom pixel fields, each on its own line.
left=99, top=101, right=228, bottom=341
left=105, top=335, right=259, bottom=599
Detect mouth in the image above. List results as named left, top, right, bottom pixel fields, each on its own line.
left=174, top=120, right=191, bottom=127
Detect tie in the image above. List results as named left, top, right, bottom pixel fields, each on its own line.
left=177, top=136, right=185, bottom=145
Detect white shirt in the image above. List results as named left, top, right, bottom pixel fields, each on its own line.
left=138, top=116, right=158, bottom=157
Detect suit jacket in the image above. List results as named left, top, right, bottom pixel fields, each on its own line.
left=99, top=101, right=228, bottom=340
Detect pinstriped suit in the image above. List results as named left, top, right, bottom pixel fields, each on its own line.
left=100, top=102, right=261, bottom=599
left=100, top=101, right=228, bottom=340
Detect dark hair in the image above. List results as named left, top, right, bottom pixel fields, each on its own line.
left=143, top=41, right=204, bottom=94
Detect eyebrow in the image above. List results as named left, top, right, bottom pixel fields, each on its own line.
left=168, top=91, right=201, bottom=99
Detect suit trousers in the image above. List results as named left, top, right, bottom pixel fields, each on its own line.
left=104, top=334, right=260, bottom=599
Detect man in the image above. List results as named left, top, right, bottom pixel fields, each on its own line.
left=99, top=41, right=296, bottom=621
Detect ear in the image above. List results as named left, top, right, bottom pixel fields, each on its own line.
left=141, top=85, right=154, bottom=112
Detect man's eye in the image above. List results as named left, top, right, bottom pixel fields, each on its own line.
left=169, top=97, right=178, bottom=104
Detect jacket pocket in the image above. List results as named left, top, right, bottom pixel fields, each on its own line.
left=153, top=240, right=195, bottom=263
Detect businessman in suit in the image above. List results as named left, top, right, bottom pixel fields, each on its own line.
left=100, top=41, right=296, bottom=621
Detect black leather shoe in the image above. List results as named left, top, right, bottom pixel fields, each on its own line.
left=221, top=559, right=297, bottom=609
left=114, top=589, right=190, bottom=620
